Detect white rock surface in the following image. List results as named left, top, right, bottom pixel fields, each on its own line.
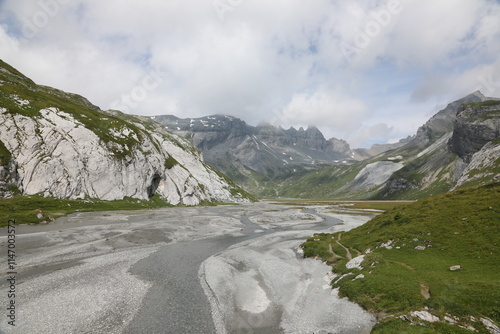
left=455, top=141, right=500, bottom=188
left=353, top=161, right=404, bottom=187
left=0, top=107, right=248, bottom=204
left=481, top=317, right=500, bottom=334
left=411, top=310, right=440, bottom=323
left=346, top=255, right=365, bottom=270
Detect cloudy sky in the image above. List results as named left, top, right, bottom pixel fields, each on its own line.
left=1, top=0, right=499, bottom=147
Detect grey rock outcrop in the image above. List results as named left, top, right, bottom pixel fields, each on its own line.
left=414, top=91, right=487, bottom=147
left=449, top=102, right=500, bottom=161
left=0, top=159, right=19, bottom=198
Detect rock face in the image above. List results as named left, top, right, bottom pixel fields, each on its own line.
left=449, top=102, right=500, bottom=161
left=374, top=92, right=500, bottom=198
left=414, top=91, right=488, bottom=147
left=0, top=61, right=251, bottom=205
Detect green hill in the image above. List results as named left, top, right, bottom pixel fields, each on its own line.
left=302, top=183, right=500, bottom=333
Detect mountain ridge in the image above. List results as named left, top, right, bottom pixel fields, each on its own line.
left=277, top=91, right=500, bottom=199
left=151, top=113, right=404, bottom=193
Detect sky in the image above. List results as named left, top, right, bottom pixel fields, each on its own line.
left=0, top=0, right=499, bottom=148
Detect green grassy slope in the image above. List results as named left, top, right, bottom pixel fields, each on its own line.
left=302, top=183, right=500, bottom=333
left=277, top=163, right=368, bottom=199
left=0, top=195, right=173, bottom=227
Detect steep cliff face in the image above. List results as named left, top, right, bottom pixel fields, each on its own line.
left=0, top=61, right=251, bottom=204
left=449, top=101, right=500, bottom=160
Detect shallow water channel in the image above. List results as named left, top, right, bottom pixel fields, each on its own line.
left=0, top=202, right=377, bottom=334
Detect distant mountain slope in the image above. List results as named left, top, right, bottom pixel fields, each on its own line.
left=278, top=92, right=500, bottom=200
left=152, top=114, right=402, bottom=194
left=0, top=60, right=252, bottom=205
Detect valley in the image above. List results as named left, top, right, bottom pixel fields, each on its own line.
left=151, top=91, right=500, bottom=200
left=0, top=59, right=499, bottom=334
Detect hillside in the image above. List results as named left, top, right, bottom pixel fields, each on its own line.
left=301, top=183, right=500, bottom=333
left=277, top=92, right=500, bottom=200
left=0, top=60, right=253, bottom=217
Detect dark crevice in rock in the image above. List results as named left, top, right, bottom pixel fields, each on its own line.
left=147, top=173, right=161, bottom=197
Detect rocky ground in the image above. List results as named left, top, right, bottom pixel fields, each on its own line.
left=0, top=202, right=378, bottom=333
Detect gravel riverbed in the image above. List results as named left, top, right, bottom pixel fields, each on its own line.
left=0, top=202, right=376, bottom=334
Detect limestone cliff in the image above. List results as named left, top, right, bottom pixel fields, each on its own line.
left=0, top=60, right=251, bottom=204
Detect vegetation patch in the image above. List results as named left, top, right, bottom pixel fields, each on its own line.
left=0, top=194, right=175, bottom=227
left=301, top=183, right=500, bottom=333
left=164, top=155, right=179, bottom=169
left=463, top=100, right=500, bottom=108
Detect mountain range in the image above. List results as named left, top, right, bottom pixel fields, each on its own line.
left=1, top=59, right=499, bottom=203
left=278, top=91, right=500, bottom=199
left=152, top=91, right=500, bottom=199
left=151, top=114, right=409, bottom=194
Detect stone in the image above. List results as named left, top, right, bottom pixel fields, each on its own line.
left=444, top=315, right=458, bottom=325
left=411, top=310, right=440, bottom=323
left=480, top=318, right=500, bottom=334
left=346, top=255, right=365, bottom=270
left=352, top=274, right=365, bottom=281
left=415, top=246, right=426, bottom=251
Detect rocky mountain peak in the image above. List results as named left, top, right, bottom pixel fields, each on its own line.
left=413, top=91, right=488, bottom=147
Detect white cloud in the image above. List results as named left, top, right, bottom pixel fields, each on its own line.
left=0, top=0, right=499, bottom=147
left=278, top=87, right=369, bottom=132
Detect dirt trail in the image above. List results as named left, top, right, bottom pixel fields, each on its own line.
left=328, top=243, right=343, bottom=259
left=336, top=233, right=353, bottom=260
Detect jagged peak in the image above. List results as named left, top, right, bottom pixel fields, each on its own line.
left=305, top=125, right=321, bottom=132
left=470, top=90, right=486, bottom=99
